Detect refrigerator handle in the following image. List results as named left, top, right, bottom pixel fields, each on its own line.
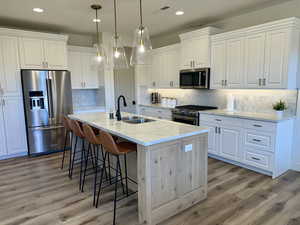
left=46, top=78, right=54, bottom=119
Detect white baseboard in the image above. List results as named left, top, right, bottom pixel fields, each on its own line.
left=0, top=152, right=27, bottom=161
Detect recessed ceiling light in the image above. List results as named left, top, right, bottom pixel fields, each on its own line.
left=93, top=18, right=101, bottom=23
left=175, top=11, right=184, bottom=16
left=33, top=8, right=44, bottom=13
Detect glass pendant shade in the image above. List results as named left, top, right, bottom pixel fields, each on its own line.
left=93, top=43, right=107, bottom=67
left=111, top=35, right=128, bottom=69
left=130, top=0, right=152, bottom=65
left=91, top=4, right=107, bottom=68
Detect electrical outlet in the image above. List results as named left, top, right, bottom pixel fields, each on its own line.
left=184, top=144, right=193, bottom=152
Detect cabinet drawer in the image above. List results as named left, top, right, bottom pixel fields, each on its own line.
left=200, top=114, right=242, bottom=127
left=243, top=148, right=273, bottom=172
left=244, top=120, right=276, bottom=132
left=139, top=106, right=172, bottom=120
left=245, top=130, right=274, bottom=152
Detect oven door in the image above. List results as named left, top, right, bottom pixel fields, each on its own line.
left=172, top=114, right=199, bottom=126
left=180, top=70, right=195, bottom=89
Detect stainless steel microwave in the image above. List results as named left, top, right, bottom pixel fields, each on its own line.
left=179, top=68, right=210, bottom=89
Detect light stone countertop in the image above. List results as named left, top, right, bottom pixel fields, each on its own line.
left=199, top=109, right=295, bottom=123
left=139, top=104, right=175, bottom=110
left=69, top=112, right=208, bottom=146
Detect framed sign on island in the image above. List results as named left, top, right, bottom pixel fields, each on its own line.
left=69, top=112, right=209, bottom=225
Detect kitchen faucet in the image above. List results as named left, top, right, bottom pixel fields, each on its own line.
left=116, top=95, right=127, bottom=121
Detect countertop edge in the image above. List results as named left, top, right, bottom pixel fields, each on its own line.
left=199, top=111, right=295, bottom=123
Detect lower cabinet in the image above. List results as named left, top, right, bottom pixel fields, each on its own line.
left=139, top=106, right=172, bottom=120
left=0, top=96, right=27, bottom=158
left=200, top=114, right=294, bottom=178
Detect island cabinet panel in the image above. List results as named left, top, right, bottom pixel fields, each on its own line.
left=138, top=133, right=208, bottom=225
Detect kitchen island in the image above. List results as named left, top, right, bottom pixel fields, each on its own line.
left=69, top=112, right=209, bottom=225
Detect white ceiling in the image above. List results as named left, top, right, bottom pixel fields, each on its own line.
left=0, top=0, right=288, bottom=36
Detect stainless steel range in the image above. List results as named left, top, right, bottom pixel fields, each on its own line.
left=172, top=105, right=217, bottom=125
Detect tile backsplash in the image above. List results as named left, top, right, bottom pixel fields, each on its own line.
left=72, top=87, right=105, bottom=108
left=145, top=88, right=298, bottom=115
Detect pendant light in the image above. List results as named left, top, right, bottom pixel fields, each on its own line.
left=91, top=4, right=107, bottom=67
left=130, top=0, right=152, bottom=65
left=112, top=0, right=128, bottom=69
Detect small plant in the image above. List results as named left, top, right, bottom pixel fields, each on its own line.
left=273, top=100, right=287, bottom=111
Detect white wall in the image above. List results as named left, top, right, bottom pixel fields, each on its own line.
left=151, top=0, right=300, bottom=48
left=292, top=91, right=300, bottom=171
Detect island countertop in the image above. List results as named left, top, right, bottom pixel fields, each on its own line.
left=69, top=112, right=208, bottom=146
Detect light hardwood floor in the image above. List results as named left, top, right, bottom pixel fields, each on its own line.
left=0, top=153, right=300, bottom=225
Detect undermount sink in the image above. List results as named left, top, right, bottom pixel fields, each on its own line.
left=122, top=116, right=155, bottom=124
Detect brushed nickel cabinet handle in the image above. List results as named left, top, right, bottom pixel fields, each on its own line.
left=252, top=139, right=262, bottom=142
left=215, top=119, right=222, bottom=122
left=215, top=127, right=218, bottom=134
left=251, top=157, right=260, bottom=161
left=263, top=78, right=266, bottom=86
left=218, top=127, right=221, bottom=134
left=259, top=78, right=262, bottom=86
left=253, top=124, right=262, bottom=128
left=225, top=80, right=227, bottom=86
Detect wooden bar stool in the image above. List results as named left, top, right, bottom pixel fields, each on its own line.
left=69, top=119, right=87, bottom=190
left=95, top=130, right=137, bottom=225
left=61, top=116, right=73, bottom=169
left=81, top=124, right=111, bottom=205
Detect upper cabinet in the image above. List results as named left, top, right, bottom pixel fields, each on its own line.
left=19, top=37, right=68, bottom=70
left=136, top=45, right=180, bottom=89
left=210, top=17, right=300, bottom=89
left=179, top=27, right=221, bottom=70
left=150, top=44, right=180, bottom=89
left=0, top=36, right=22, bottom=97
left=68, top=46, right=102, bottom=89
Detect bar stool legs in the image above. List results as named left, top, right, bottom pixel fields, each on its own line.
left=61, top=131, right=73, bottom=169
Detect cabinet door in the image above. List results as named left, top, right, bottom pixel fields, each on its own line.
left=226, top=38, right=244, bottom=88
left=0, top=36, right=21, bottom=97
left=166, top=48, right=180, bottom=88
left=151, top=52, right=163, bottom=88
left=68, top=51, right=83, bottom=89
left=19, top=38, right=45, bottom=69
left=2, top=97, right=27, bottom=155
left=264, top=30, right=288, bottom=88
left=193, top=37, right=210, bottom=67
left=210, top=41, right=226, bottom=89
left=244, top=33, right=266, bottom=88
left=135, top=65, right=151, bottom=86
left=81, top=52, right=99, bottom=89
left=44, top=40, right=68, bottom=70
left=219, top=126, right=241, bottom=161
left=200, top=122, right=218, bottom=155
left=0, top=101, right=7, bottom=156
left=180, top=40, right=193, bottom=69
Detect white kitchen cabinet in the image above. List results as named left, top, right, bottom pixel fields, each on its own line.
left=200, top=113, right=294, bottom=178
left=0, top=36, right=21, bottom=97
left=1, top=96, right=27, bottom=156
left=0, top=100, right=6, bottom=156
left=149, top=44, right=180, bottom=89
left=219, top=126, right=241, bottom=161
left=43, top=40, right=68, bottom=70
left=179, top=27, right=221, bottom=70
left=19, top=37, right=68, bottom=70
left=210, top=41, right=226, bottom=89
left=210, top=18, right=300, bottom=89
left=68, top=46, right=102, bottom=89
left=200, top=122, right=218, bottom=155
left=244, top=33, right=266, bottom=88
left=135, top=65, right=151, bottom=87
left=226, top=37, right=244, bottom=88
left=264, top=29, right=288, bottom=89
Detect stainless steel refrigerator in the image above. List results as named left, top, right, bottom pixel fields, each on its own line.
left=21, top=70, right=73, bottom=156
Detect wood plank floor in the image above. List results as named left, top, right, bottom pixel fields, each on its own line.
left=0, top=153, right=300, bottom=225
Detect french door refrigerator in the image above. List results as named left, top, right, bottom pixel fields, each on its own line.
left=21, top=70, right=73, bottom=156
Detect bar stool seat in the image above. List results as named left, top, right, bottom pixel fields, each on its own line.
left=116, top=142, right=137, bottom=154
